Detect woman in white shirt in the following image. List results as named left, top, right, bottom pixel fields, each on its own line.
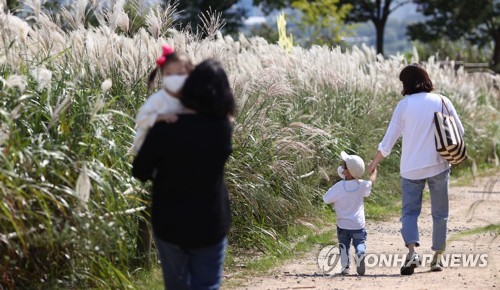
left=367, top=63, right=464, bottom=276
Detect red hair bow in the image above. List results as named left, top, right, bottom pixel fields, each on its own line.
left=156, top=44, right=175, bottom=67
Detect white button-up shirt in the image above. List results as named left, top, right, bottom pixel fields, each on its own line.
left=378, top=92, right=464, bottom=180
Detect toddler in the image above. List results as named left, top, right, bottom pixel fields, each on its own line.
left=323, top=151, right=377, bottom=275
left=132, top=44, right=194, bottom=154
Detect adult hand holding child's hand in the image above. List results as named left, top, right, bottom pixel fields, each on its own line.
left=367, top=162, right=377, bottom=174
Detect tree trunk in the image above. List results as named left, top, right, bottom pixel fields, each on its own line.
left=491, top=28, right=500, bottom=73
left=374, top=21, right=386, bottom=56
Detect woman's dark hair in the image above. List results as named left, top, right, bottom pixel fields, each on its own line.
left=181, top=59, right=236, bottom=117
left=147, top=52, right=193, bottom=91
left=399, top=63, right=434, bottom=96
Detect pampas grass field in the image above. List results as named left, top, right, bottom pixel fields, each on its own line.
left=0, top=0, right=498, bottom=288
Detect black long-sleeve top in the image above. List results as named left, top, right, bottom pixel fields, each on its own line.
left=132, top=114, right=232, bottom=248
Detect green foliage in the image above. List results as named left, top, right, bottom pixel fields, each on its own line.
left=409, top=0, right=500, bottom=71
left=449, top=223, right=500, bottom=242
left=290, top=0, right=352, bottom=47
left=5, top=0, right=19, bottom=12
left=414, top=38, right=491, bottom=64
left=225, top=81, right=405, bottom=252
left=124, top=0, right=147, bottom=35
left=250, top=23, right=279, bottom=44
left=229, top=224, right=335, bottom=273
left=0, top=63, right=142, bottom=288
left=409, top=0, right=498, bottom=44
left=252, top=0, right=290, bottom=14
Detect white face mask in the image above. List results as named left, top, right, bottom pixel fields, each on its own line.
left=162, top=74, right=188, bottom=94
left=337, top=166, right=345, bottom=179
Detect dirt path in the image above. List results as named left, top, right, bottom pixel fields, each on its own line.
left=226, top=173, right=500, bottom=290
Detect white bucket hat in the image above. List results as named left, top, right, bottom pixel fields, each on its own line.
left=340, top=151, right=365, bottom=179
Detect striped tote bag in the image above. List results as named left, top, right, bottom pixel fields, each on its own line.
left=434, top=97, right=467, bottom=165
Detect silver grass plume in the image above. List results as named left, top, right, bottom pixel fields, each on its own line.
left=75, top=163, right=91, bottom=209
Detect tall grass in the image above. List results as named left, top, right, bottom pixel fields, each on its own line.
left=0, top=0, right=498, bottom=288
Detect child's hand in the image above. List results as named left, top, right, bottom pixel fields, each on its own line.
left=367, top=162, right=377, bottom=174
left=369, top=167, right=377, bottom=184
left=157, top=113, right=178, bottom=124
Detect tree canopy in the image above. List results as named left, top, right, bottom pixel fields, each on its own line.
left=166, top=0, right=245, bottom=34
left=409, top=0, right=500, bottom=71
left=252, top=0, right=290, bottom=14
left=291, top=0, right=352, bottom=47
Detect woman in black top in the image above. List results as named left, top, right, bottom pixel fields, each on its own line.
left=132, top=59, right=235, bottom=290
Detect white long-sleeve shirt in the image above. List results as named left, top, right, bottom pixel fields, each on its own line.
left=132, top=90, right=183, bottom=153
left=323, top=180, right=372, bottom=230
left=378, top=92, right=464, bottom=180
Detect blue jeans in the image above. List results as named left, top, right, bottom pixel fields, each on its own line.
left=337, top=227, right=367, bottom=268
left=154, top=236, right=227, bottom=290
left=401, top=168, right=450, bottom=252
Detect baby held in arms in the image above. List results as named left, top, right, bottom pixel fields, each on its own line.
left=131, top=44, right=193, bottom=154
